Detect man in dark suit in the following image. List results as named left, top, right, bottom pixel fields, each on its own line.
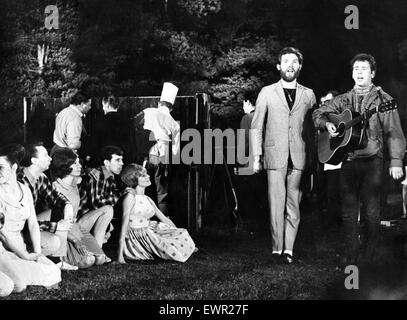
left=251, top=47, right=316, bottom=264
left=93, top=95, right=130, bottom=163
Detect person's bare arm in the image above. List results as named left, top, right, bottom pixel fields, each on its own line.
left=117, top=193, right=133, bottom=264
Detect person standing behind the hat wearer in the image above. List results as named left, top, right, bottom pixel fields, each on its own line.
left=91, top=95, right=131, bottom=165
left=133, top=82, right=180, bottom=216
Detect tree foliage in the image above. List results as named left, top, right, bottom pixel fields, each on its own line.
left=0, top=0, right=90, bottom=108
left=3, top=0, right=407, bottom=130
left=0, top=0, right=287, bottom=105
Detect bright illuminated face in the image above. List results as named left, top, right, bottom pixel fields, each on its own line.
left=32, top=146, right=51, bottom=171
left=0, top=156, right=14, bottom=184
left=69, top=157, right=82, bottom=177
left=137, top=168, right=151, bottom=188
left=352, top=60, right=375, bottom=87
left=102, top=99, right=112, bottom=114
left=277, top=53, right=302, bottom=82
left=105, top=154, right=124, bottom=175
left=243, top=101, right=254, bottom=114
left=81, top=99, right=92, bottom=114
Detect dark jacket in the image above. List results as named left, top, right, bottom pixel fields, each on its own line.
left=93, top=111, right=131, bottom=158
left=312, top=86, right=406, bottom=167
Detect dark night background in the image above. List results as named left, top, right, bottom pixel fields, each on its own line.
left=1, top=0, right=407, bottom=142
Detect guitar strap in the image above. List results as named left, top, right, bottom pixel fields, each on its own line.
left=350, top=91, right=369, bottom=144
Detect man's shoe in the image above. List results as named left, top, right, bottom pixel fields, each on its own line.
left=282, top=253, right=294, bottom=265
left=270, top=252, right=282, bottom=264
left=57, top=261, right=78, bottom=271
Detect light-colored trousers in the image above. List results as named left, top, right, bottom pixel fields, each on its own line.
left=38, top=210, right=67, bottom=257
left=266, top=166, right=303, bottom=252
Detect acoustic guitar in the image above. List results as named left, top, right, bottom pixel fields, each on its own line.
left=317, top=99, right=397, bottom=165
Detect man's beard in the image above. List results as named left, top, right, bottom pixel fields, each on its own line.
left=280, top=69, right=300, bottom=82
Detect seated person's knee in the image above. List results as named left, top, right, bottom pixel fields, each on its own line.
left=13, top=280, right=27, bottom=293
left=41, top=232, right=61, bottom=256
left=0, top=274, right=14, bottom=297
left=47, top=234, right=61, bottom=254
left=51, top=235, right=61, bottom=252
left=103, top=205, right=114, bottom=219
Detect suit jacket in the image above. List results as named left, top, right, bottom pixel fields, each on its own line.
left=251, top=80, right=316, bottom=170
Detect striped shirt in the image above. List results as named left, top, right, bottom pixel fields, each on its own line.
left=17, top=167, right=71, bottom=232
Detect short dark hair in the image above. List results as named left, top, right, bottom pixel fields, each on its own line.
left=101, top=145, right=123, bottom=163
left=102, top=95, right=119, bottom=109
left=70, top=91, right=91, bottom=105
left=158, top=101, right=173, bottom=109
left=278, top=47, right=303, bottom=65
left=0, top=144, right=25, bottom=166
left=121, top=163, right=145, bottom=188
left=50, top=148, right=77, bottom=180
left=350, top=53, right=376, bottom=72
left=20, top=141, right=44, bottom=167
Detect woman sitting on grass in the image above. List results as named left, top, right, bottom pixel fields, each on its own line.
left=0, top=144, right=61, bottom=292
left=0, top=211, right=15, bottom=298
left=50, top=148, right=111, bottom=268
left=117, top=164, right=196, bottom=263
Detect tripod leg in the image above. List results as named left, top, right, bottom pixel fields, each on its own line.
left=223, top=158, right=241, bottom=232
left=203, top=164, right=218, bottom=216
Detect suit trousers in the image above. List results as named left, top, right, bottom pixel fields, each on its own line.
left=266, top=165, right=303, bottom=252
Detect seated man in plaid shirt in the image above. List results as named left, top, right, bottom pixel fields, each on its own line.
left=18, top=142, right=77, bottom=270
left=77, top=145, right=124, bottom=250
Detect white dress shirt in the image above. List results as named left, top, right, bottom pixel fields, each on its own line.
left=143, top=106, right=180, bottom=158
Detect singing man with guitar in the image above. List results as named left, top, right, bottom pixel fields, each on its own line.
left=312, top=53, right=406, bottom=266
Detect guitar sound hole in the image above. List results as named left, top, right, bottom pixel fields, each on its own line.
left=336, top=123, right=345, bottom=138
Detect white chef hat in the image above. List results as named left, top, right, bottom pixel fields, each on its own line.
left=160, top=82, right=178, bottom=105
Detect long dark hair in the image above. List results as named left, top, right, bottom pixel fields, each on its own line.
left=0, top=144, right=25, bottom=166
left=50, top=148, right=78, bottom=181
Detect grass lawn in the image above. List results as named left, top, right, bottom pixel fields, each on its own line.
left=2, top=196, right=407, bottom=300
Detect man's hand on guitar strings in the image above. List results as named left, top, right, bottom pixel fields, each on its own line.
left=389, top=167, right=404, bottom=180
left=325, top=122, right=339, bottom=137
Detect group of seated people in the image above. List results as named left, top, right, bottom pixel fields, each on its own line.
left=0, top=143, right=196, bottom=298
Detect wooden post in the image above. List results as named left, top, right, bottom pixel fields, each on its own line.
left=23, top=97, right=27, bottom=143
